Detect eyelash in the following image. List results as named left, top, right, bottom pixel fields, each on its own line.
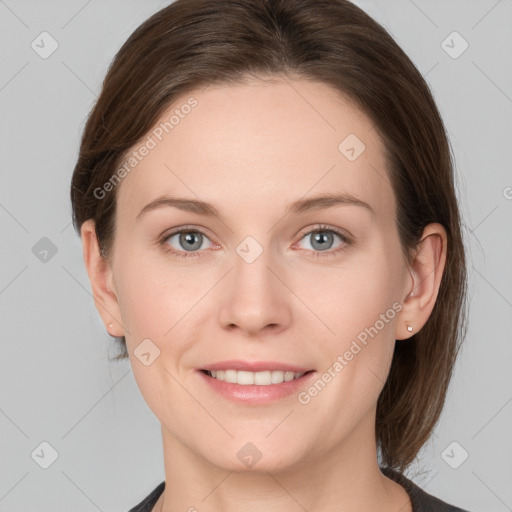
left=159, top=224, right=353, bottom=260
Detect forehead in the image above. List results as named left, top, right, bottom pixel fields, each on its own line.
left=116, top=77, right=394, bottom=224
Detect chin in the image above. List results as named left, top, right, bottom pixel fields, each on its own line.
left=203, top=441, right=307, bottom=475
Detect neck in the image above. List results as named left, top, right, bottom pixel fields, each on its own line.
left=157, top=408, right=411, bottom=512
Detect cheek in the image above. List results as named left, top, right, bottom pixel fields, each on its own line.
left=313, top=250, right=397, bottom=331
left=312, top=246, right=401, bottom=378
left=113, top=252, right=176, bottom=345
left=303, top=264, right=400, bottom=433
left=113, top=250, right=211, bottom=359
left=113, top=256, right=200, bottom=416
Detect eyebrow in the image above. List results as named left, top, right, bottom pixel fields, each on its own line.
left=136, top=192, right=375, bottom=221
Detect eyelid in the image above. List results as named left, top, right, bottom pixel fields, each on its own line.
left=159, top=225, right=219, bottom=255
left=159, top=223, right=353, bottom=259
left=292, top=224, right=353, bottom=256
left=296, top=224, right=353, bottom=244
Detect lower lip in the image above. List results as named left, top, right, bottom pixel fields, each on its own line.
left=197, top=370, right=316, bottom=404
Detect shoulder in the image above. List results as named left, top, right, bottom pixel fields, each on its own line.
left=380, top=466, right=471, bottom=512
left=127, top=481, right=165, bottom=512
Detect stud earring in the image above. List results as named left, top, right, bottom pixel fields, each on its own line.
left=407, top=325, right=413, bottom=332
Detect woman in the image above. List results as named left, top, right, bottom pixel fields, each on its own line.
left=70, top=0, right=470, bottom=510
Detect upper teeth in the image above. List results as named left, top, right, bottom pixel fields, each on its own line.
left=208, top=370, right=305, bottom=385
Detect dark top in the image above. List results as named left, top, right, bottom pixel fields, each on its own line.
left=128, top=466, right=470, bottom=512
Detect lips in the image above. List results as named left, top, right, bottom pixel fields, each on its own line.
left=197, top=364, right=317, bottom=404
left=199, top=360, right=314, bottom=373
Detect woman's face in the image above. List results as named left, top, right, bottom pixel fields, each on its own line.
left=99, top=77, right=414, bottom=471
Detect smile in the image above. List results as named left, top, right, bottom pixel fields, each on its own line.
left=201, top=369, right=312, bottom=385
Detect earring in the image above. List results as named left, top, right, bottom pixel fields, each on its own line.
left=407, top=324, right=413, bottom=332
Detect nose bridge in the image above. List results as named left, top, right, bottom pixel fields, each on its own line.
left=234, top=240, right=274, bottom=297
left=218, top=234, right=291, bottom=334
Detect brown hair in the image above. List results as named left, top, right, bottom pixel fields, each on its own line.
left=70, top=0, right=468, bottom=472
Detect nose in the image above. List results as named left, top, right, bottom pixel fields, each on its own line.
left=217, top=244, right=292, bottom=337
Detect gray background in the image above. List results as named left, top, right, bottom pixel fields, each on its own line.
left=0, top=0, right=511, bottom=510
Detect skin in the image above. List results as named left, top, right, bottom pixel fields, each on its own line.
left=81, top=76, right=447, bottom=512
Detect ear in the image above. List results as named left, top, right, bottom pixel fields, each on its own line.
left=396, top=223, right=448, bottom=340
left=80, top=219, right=124, bottom=337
